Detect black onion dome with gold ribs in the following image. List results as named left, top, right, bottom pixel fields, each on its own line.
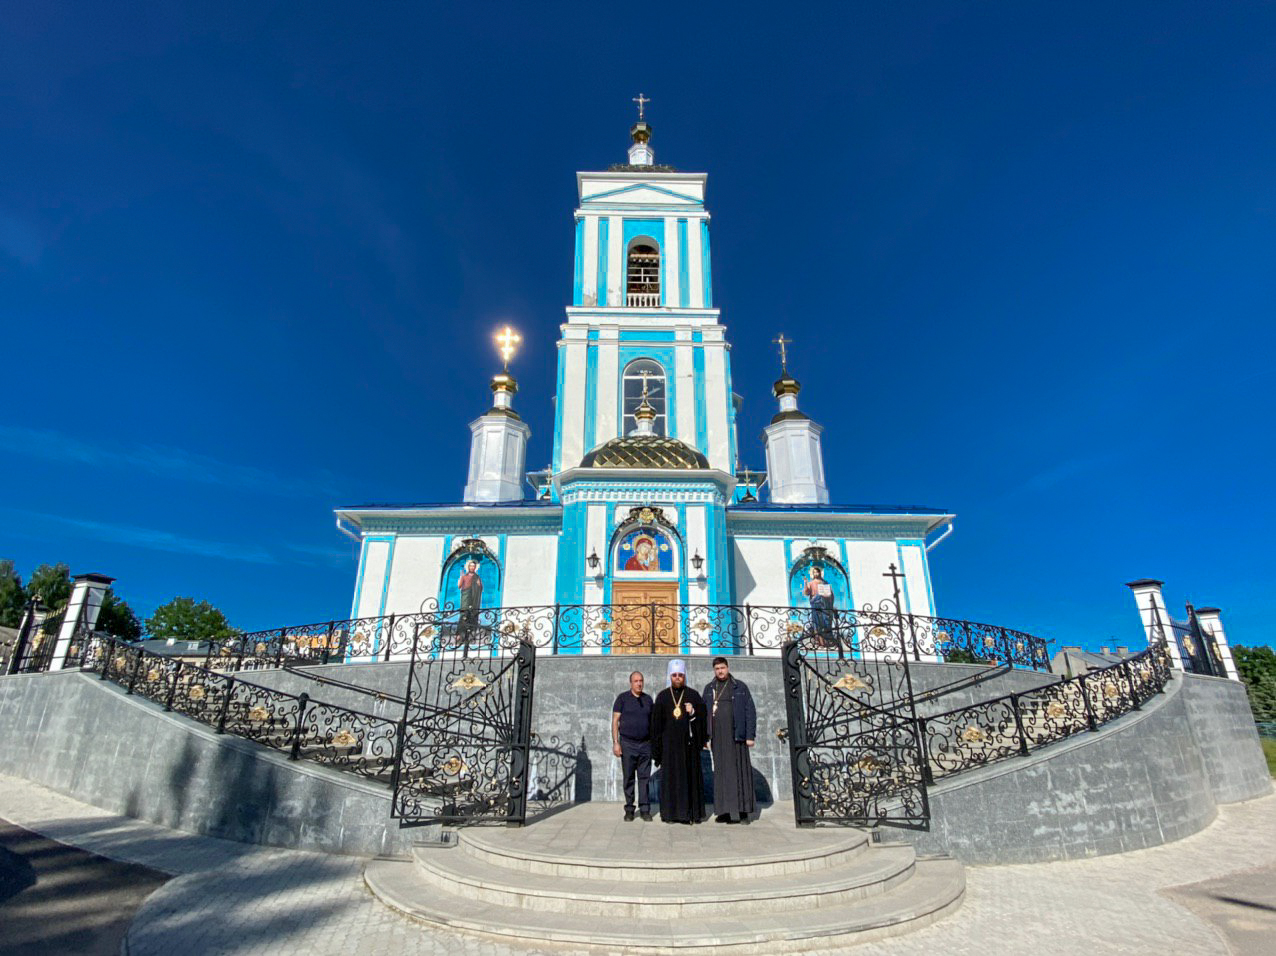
left=579, top=435, right=710, bottom=470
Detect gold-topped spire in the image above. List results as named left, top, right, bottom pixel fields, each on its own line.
left=494, top=325, right=521, bottom=371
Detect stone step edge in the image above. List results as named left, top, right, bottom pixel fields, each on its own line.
left=411, top=843, right=916, bottom=909
left=456, top=826, right=870, bottom=877
left=365, top=858, right=965, bottom=950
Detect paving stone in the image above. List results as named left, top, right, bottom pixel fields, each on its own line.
left=0, top=773, right=1273, bottom=954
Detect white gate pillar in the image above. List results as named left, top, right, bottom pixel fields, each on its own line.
left=1194, top=606, right=1241, bottom=681
left=49, top=573, right=114, bottom=671
left=1126, top=579, right=1184, bottom=671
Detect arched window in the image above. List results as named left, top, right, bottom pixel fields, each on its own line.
left=626, top=240, right=660, bottom=307
left=622, top=359, right=667, bottom=437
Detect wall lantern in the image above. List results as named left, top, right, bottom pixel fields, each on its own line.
left=587, top=549, right=601, bottom=573
left=691, top=551, right=704, bottom=574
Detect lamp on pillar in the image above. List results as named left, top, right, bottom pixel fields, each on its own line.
left=587, top=549, right=601, bottom=576
left=691, top=551, right=705, bottom=578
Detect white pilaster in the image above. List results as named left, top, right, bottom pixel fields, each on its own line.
left=606, top=215, right=623, bottom=307
left=686, top=218, right=704, bottom=307
left=674, top=339, right=695, bottom=443
left=597, top=332, right=619, bottom=444
left=559, top=337, right=588, bottom=468
left=704, top=344, right=730, bottom=471
left=581, top=215, right=600, bottom=306
left=663, top=215, right=680, bottom=306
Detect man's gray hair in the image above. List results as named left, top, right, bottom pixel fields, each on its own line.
left=629, top=670, right=644, bottom=680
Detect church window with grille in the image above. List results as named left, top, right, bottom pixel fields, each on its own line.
left=622, top=359, right=667, bottom=437
left=626, top=240, right=660, bottom=307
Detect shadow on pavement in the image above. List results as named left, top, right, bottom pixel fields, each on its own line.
left=0, top=819, right=170, bottom=956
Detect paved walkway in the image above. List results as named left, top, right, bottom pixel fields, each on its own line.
left=0, top=773, right=1272, bottom=955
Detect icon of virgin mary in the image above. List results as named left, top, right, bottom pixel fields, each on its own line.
left=624, top=534, right=660, bottom=571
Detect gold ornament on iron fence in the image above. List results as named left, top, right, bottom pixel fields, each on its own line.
left=983, top=636, right=996, bottom=649
left=853, top=756, right=881, bottom=776
left=693, top=618, right=712, bottom=632
left=256, top=642, right=267, bottom=654
left=1183, top=637, right=1197, bottom=655
left=330, top=729, right=358, bottom=748
left=502, top=622, right=517, bottom=635
left=1102, top=683, right=1119, bottom=701
left=147, top=669, right=160, bottom=682
left=937, top=630, right=950, bottom=643
left=868, top=626, right=891, bottom=642
left=786, top=621, right=805, bottom=635
left=960, top=725, right=987, bottom=744
left=1015, top=640, right=1025, bottom=652
left=421, top=626, right=436, bottom=638
left=440, top=756, right=467, bottom=776
left=1046, top=701, right=1066, bottom=719
left=831, top=672, right=869, bottom=694
left=248, top=705, right=272, bottom=721
left=188, top=684, right=206, bottom=701
left=450, top=672, right=487, bottom=691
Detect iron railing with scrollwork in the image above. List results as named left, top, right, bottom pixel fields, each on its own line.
left=918, top=638, right=1173, bottom=781
left=80, top=634, right=401, bottom=783
left=214, top=603, right=1051, bottom=672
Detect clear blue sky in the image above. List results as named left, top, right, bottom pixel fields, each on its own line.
left=2, top=2, right=1273, bottom=651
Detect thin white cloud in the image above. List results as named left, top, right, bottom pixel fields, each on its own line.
left=0, top=425, right=339, bottom=498
left=4, top=509, right=276, bottom=564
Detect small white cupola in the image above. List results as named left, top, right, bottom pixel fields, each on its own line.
left=762, top=338, right=830, bottom=505
left=463, top=328, right=532, bottom=503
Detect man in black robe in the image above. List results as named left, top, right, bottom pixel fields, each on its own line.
left=703, top=656, right=757, bottom=823
left=651, top=658, right=707, bottom=824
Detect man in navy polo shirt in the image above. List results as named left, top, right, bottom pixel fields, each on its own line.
left=612, top=670, right=654, bottom=821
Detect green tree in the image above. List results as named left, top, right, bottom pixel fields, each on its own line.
left=26, top=563, right=72, bottom=611
left=1232, top=645, right=1276, bottom=723
left=0, top=559, right=26, bottom=628
left=145, top=597, right=237, bottom=643
left=97, top=589, right=142, bottom=641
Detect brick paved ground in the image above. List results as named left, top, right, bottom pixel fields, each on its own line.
left=0, top=773, right=1272, bottom=955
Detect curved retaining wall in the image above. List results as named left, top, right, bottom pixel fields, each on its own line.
left=904, top=673, right=1271, bottom=863
left=0, top=662, right=1268, bottom=864
left=0, top=671, right=411, bottom=858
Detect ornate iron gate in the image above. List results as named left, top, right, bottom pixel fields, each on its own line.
left=391, top=627, right=536, bottom=826
left=781, top=566, right=930, bottom=829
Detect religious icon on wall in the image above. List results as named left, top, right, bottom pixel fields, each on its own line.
left=457, top=559, right=484, bottom=612
left=803, top=565, right=836, bottom=636
left=616, top=527, right=674, bottom=573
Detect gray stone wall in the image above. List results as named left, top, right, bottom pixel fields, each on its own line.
left=1180, top=674, right=1272, bottom=803
left=0, top=657, right=1267, bottom=866
left=0, top=671, right=412, bottom=858
left=246, top=656, right=1059, bottom=804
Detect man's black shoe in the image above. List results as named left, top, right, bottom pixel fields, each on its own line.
left=640, top=811, right=653, bottom=821
left=624, top=810, right=636, bottom=821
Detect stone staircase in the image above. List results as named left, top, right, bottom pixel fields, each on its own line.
left=364, top=802, right=964, bottom=952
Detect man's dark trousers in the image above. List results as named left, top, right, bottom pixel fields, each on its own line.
left=619, top=737, right=651, bottom=814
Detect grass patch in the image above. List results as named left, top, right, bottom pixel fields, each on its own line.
left=1262, top=737, right=1276, bottom=777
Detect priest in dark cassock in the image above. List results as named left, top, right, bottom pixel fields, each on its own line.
left=651, top=658, right=707, bottom=824
left=703, top=656, right=757, bottom=823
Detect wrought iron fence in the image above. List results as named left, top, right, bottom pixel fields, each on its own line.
left=918, top=638, right=1173, bottom=781
left=215, top=603, right=1051, bottom=671
left=80, top=634, right=402, bottom=783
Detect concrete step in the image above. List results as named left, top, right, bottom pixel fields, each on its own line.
left=457, top=819, right=870, bottom=883
left=412, top=842, right=915, bottom=917
left=364, top=855, right=965, bottom=952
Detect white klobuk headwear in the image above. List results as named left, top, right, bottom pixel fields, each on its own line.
left=667, top=658, right=687, bottom=683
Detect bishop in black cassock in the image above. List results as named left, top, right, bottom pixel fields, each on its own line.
left=651, top=658, right=707, bottom=823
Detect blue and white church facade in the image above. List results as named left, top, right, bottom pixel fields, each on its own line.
left=335, top=119, right=953, bottom=654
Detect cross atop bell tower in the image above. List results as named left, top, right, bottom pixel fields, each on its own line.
left=628, top=93, right=655, bottom=167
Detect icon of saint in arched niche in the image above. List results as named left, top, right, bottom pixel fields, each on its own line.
left=618, top=528, right=673, bottom=573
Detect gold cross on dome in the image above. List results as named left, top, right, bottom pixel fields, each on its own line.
left=636, top=368, right=655, bottom=398
left=632, top=93, right=650, bottom=120
left=773, top=333, right=792, bottom=370
left=495, top=326, right=521, bottom=370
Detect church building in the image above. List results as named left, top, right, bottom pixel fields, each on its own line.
left=335, top=111, right=953, bottom=652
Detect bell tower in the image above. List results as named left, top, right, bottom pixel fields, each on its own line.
left=551, top=99, right=740, bottom=478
